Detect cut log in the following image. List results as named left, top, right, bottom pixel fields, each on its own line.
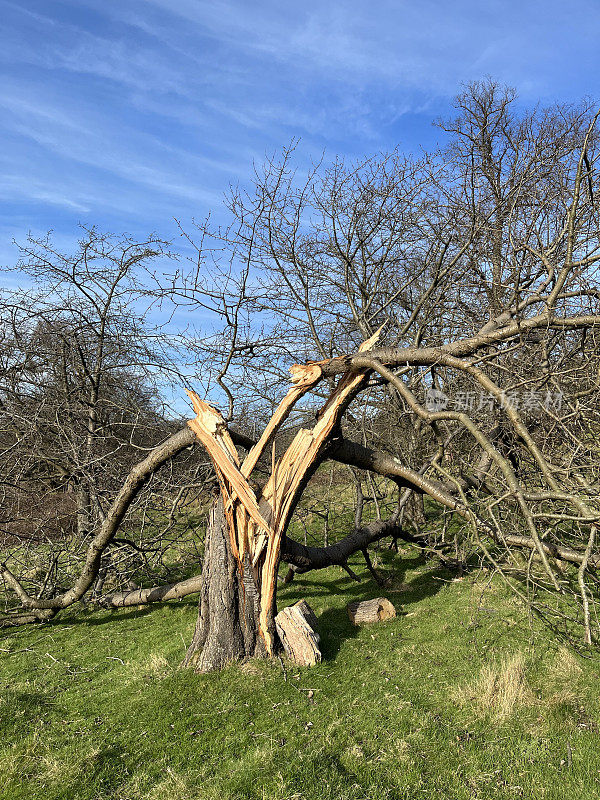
left=347, top=597, right=396, bottom=625
left=275, top=600, right=321, bottom=667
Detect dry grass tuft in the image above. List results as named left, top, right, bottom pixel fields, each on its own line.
left=238, top=659, right=264, bottom=677
left=145, top=768, right=193, bottom=800
left=545, top=647, right=586, bottom=718
left=454, top=652, right=534, bottom=718
left=138, top=653, right=171, bottom=680
left=549, top=646, right=583, bottom=684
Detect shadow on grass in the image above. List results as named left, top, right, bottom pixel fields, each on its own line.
left=54, top=596, right=199, bottom=628
left=0, top=687, right=59, bottom=736
left=280, top=549, right=452, bottom=660
left=12, top=549, right=453, bottom=665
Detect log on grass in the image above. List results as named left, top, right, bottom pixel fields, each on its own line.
left=347, top=597, right=396, bottom=625
left=275, top=600, right=321, bottom=667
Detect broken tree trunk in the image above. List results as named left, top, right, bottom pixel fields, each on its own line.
left=347, top=597, right=396, bottom=625
left=182, top=331, right=381, bottom=672
left=275, top=600, right=321, bottom=667
left=182, top=499, right=265, bottom=671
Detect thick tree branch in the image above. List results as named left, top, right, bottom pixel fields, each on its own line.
left=1, top=427, right=197, bottom=612
left=99, top=574, right=204, bottom=608
left=321, top=314, right=600, bottom=377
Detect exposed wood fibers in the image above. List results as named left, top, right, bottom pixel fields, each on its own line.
left=186, top=330, right=381, bottom=654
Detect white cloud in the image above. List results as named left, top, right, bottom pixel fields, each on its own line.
left=1, top=0, right=599, bottom=249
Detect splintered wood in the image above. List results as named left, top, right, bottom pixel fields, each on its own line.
left=186, top=330, right=380, bottom=655
left=275, top=600, right=321, bottom=667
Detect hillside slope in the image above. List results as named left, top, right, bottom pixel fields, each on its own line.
left=1, top=549, right=599, bottom=800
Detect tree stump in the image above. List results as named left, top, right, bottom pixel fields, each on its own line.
left=347, top=597, right=396, bottom=625
left=275, top=600, right=321, bottom=667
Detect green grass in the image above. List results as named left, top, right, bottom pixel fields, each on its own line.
left=2, top=548, right=600, bottom=800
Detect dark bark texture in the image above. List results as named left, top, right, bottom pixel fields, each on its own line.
left=182, top=500, right=267, bottom=672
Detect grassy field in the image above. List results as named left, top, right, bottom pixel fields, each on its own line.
left=1, top=547, right=600, bottom=800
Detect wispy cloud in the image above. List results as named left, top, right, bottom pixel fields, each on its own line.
left=0, top=0, right=598, bottom=250
left=0, top=175, right=91, bottom=213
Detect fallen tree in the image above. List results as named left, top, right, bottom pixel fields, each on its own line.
left=2, top=80, right=600, bottom=660
left=3, top=301, right=600, bottom=647
left=182, top=331, right=384, bottom=670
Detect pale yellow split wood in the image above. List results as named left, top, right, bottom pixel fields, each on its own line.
left=186, top=328, right=382, bottom=656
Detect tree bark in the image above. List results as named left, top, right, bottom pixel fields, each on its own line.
left=182, top=499, right=267, bottom=672
left=347, top=597, right=396, bottom=624
left=281, top=517, right=402, bottom=572
left=406, top=491, right=426, bottom=530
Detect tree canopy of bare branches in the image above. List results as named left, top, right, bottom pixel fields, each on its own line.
left=2, top=81, right=600, bottom=658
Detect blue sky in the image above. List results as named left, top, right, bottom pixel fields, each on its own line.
left=1, top=0, right=600, bottom=265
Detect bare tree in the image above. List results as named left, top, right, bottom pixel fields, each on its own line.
left=178, top=80, right=600, bottom=661
left=0, top=229, right=210, bottom=615
left=2, top=82, right=600, bottom=666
